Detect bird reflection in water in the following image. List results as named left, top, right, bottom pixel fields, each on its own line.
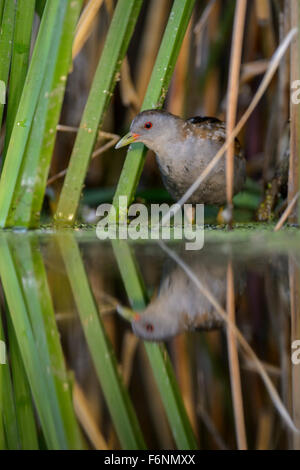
left=131, top=251, right=244, bottom=342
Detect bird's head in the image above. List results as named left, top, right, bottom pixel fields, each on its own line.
left=115, top=109, right=180, bottom=152
left=131, top=308, right=181, bottom=342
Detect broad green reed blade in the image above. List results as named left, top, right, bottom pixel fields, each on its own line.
left=7, top=0, right=82, bottom=227
left=0, top=309, right=6, bottom=449
left=7, top=317, right=39, bottom=450
left=57, top=232, right=146, bottom=450
left=0, top=235, right=60, bottom=448
left=11, top=235, right=82, bottom=449
left=0, top=233, right=73, bottom=449
left=112, top=0, right=196, bottom=221
left=0, top=0, right=62, bottom=227
left=55, top=0, right=143, bottom=225
left=30, top=0, right=82, bottom=227
left=0, top=315, right=20, bottom=449
left=0, top=0, right=16, bottom=132
left=6, top=1, right=68, bottom=226
left=3, top=0, right=35, bottom=155
left=0, top=1, right=5, bottom=24
left=112, top=240, right=198, bottom=450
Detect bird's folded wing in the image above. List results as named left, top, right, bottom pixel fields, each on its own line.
left=187, top=116, right=243, bottom=159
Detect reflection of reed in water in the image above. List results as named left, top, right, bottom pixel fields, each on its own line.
left=132, top=252, right=244, bottom=341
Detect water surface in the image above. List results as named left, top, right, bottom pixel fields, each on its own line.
left=1, top=227, right=300, bottom=450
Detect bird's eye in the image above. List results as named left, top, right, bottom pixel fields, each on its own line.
left=145, top=323, right=154, bottom=332
left=144, top=121, right=152, bottom=129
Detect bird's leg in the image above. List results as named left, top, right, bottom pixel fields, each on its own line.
left=184, top=205, right=195, bottom=224
left=217, top=205, right=234, bottom=225
left=216, top=206, right=225, bottom=225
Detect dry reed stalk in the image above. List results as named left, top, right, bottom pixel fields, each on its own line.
left=168, top=15, right=193, bottom=116
left=202, top=0, right=220, bottom=116
left=274, top=191, right=299, bottom=231
left=203, top=69, right=220, bottom=117
left=72, top=0, right=104, bottom=60
left=226, top=261, right=247, bottom=450
left=91, top=133, right=120, bottom=157
left=135, top=0, right=170, bottom=101
left=208, top=334, right=227, bottom=438
left=73, top=382, right=108, bottom=450
left=277, top=1, right=290, bottom=143
left=159, top=241, right=300, bottom=434
left=263, top=264, right=290, bottom=418
left=197, top=405, right=227, bottom=450
left=56, top=124, right=79, bottom=132
left=172, top=335, right=198, bottom=437
left=240, top=59, right=269, bottom=85
left=243, top=360, right=281, bottom=377
left=262, top=2, right=289, bottom=187
left=255, top=410, right=272, bottom=450
left=47, top=129, right=119, bottom=186
left=263, top=263, right=291, bottom=425
left=160, top=28, right=298, bottom=228
left=120, top=57, right=141, bottom=115
left=288, top=0, right=300, bottom=223
left=139, top=346, right=174, bottom=449
left=288, top=257, right=300, bottom=449
left=269, top=0, right=290, bottom=192
left=243, top=2, right=258, bottom=64
left=277, top=280, right=292, bottom=425
left=104, top=0, right=114, bottom=17
left=121, top=331, right=139, bottom=386
left=262, top=98, right=279, bottom=184
left=226, top=0, right=247, bottom=225
left=255, top=0, right=271, bottom=24
left=254, top=0, right=276, bottom=55
left=194, top=0, right=217, bottom=68
left=253, top=0, right=276, bottom=183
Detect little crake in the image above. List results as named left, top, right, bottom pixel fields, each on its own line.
left=116, top=110, right=246, bottom=205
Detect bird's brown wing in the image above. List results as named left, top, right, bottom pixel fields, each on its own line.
left=187, top=116, right=243, bottom=159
